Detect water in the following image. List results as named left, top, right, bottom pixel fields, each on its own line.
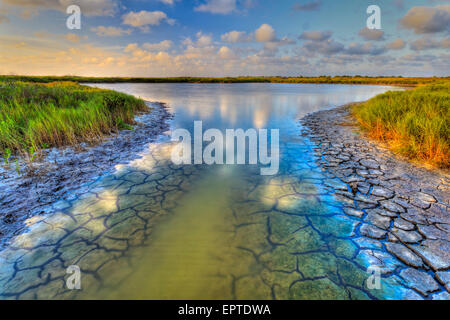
left=0, top=83, right=409, bottom=300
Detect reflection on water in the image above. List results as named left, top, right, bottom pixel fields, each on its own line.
left=96, top=83, right=392, bottom=131
left=0, top=84, right=410, bottom=300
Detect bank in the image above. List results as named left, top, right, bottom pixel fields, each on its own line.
left=0, top=81, right=172, bottom=249
left=300, top=101, right=449, bottom=299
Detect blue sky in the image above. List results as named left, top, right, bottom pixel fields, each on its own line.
left=0, top=0, right=448, bottom=76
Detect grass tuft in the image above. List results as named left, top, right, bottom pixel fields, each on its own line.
left=0, top=81, right=148, bottom=156
left=352, top=82, right=449, bottom=169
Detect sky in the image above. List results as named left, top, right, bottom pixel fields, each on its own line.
left=0, top=0, right=448, bottom=77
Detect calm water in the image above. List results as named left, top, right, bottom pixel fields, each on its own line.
left=0, top=83, right=409, bottom=300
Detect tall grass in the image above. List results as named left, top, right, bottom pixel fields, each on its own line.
left=352, top=82, right=450, bottom=168
left=0, top=81, right=148, bottom=155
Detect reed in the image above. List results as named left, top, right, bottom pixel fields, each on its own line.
left=0, top=81, right=148, bottom=156
left=352, top=82, right=449, bottom=168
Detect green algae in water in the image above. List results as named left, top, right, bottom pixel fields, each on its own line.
left=97, top=169, right=238, bottom=299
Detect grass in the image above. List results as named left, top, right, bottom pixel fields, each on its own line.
left=1, top=75, right=449, bottom=86
left=352, top=82, right=450, bottom=169
left=0, top=81, right=148, bottom=157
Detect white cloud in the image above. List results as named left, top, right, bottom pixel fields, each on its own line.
left=122, top=10, right=175, bottom=32
left=386, top=39, right=406, bottom=50
left=299, top=30, right=332, bottom=41
left=400, top=5, right=450, bottom=34
left=196, top=32, right=213, bottom=47
left=410, top=37, right=450, bottom=50
left=124, top=43, right=147, bottom=58
left=159, top=0, right=177, bottom=5
left=124, top=43, right=138, bottom=53
left=91, top=26, right=132, bottom=37
left=303, top=39, right=344, bottom=55
left=278, top=37, right=295, bottom=46
left=358, top=27, right=385, bottom=41
left=142, top=40, right=173, bottom=51
left=2, top=35, right=448, bottom=77
left=184, top=32, right=214, bottom=47
left=346, top=42, right=385, bottom=55
left=221, top=30, right=252, bottom=43
left=195, top=0, right=237, bottom=15
left=218, top=46, right=236, bottom=59
left=255, top=24, right=276, bottom=42
left=264, top=36, right=295, bottom=51
left=65, top=33, right=81, bottom=43
left=443, top=38, right=450, bottom=49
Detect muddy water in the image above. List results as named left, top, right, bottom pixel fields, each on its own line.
left=0, top=84, right=409, bottom=299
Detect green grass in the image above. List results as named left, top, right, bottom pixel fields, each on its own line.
left=1, top=75, right=448, bottom=86
left=0, top=81, right=148, bottom=156
left=352, top=82, right=450, bottom=168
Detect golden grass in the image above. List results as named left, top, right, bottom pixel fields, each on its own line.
left=352, top=82, right=449, bottom=169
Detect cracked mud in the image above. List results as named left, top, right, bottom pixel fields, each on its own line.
left=300, top=105, right=449, bottom=300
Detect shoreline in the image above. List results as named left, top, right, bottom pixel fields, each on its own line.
left=0, top=101, right=172, bottom=249
left=2, top=75, right=446, bottom=87
left=300, top=104, right=449, bottom=299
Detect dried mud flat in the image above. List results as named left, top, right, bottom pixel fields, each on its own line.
left=301, top=104, right=450, bottom=299
left=0, top=102, right=172, bottom=250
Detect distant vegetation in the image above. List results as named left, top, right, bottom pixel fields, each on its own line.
left=352, top=82, right=449, bottom=169
left=0, top=81, right=148, bottom=157
left=1, top=75, right=448, bottom=86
